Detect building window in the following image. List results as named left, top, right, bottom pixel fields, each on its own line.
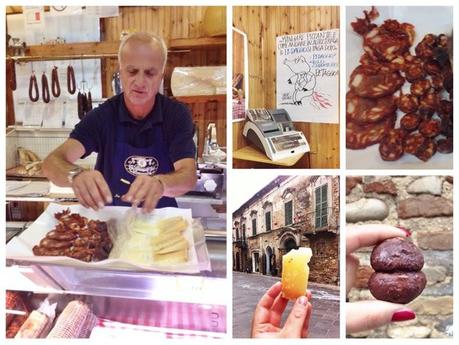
left=265, top=211, right=272, bottom=232
left=252, top=218, right=257, bottom=236
left=236, top=228, right=239, bottom=240
left=242, top=224, right=246, bottom=241
left=285, top=200, right=293, bottom=225
left=315, top=184, right=328, bottom=228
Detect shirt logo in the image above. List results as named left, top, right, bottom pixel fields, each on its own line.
left=124, top=155, right=159, bottom=176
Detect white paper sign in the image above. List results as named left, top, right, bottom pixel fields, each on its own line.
left=276, top=29, right=339, bottom=123
left=23, top=6, right=44, bottom=25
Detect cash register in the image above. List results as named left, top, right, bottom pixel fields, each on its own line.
left=242, top=108, right=310, bottom=161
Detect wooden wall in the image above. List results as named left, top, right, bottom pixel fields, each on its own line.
left=102, top=6, right=227, bottom=157
left=5, top=6, right=227, bottom=157
left=232, top=6, right=340, bottom=169
left=233, top=29, right=244, bottom=80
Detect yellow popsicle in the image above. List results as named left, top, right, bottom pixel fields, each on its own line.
left=281, top=247, right=313, bottom=300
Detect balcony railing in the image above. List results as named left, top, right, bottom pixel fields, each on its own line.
left=233, top=238, right=248, bottom=248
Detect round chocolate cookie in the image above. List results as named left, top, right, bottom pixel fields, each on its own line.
left=371, top=237, right=424, bottom=272
left=368, top=272, right=427, bottom=304
left=368, top=237, right=426, bottom=303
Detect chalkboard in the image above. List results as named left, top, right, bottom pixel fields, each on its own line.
left=276, top=29, right=339, bottom=124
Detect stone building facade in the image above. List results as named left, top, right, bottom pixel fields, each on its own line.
left=346, top=176, right=453, bottom=338
left=233, top=175, right=340, bottom=286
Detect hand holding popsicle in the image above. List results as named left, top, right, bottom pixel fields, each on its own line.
left=251, top=282, right=312, bottom=338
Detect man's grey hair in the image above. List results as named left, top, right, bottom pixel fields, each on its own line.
left=118, top=32, right=168, bottom=72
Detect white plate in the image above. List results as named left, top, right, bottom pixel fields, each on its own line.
left=346, top=6, right=453, bottom=169
left=6, top=203, right=206, bottom=273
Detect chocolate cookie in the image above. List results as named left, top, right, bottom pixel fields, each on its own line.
left=368, top=237, right=426, bottom=303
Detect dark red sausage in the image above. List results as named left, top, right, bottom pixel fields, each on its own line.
left=41, top=73, right=50, bottom=103
left=415, top=138, right=437, bottom=161
left=379, top=129, right=405, bottom=161
left=398, top=93, right=419, bottom=113
left=51, top=66, right=61, bottom=97
left=436, top=137, right=453, bottom=154
left=67, top=65, right=76, bottom=94
left=29, top=74, right=39, bottom=102
left=77, top=91, right=84, bottom=119
left=400, top=113, right=420, bottom=132
left=404, top=61, right=425, bottom=82
left=424, top=60, right=442, bottom=76
left=404, top=133, right=426, bottom=155
left=9, top=60, right=17, bottom=91
left=410, top=79, right=431, bottom=97
left=419, top=119, right=441, bottom=138
left=87, top=91, right=93, bottom=111
left=431, top=75, right=444, bottom=91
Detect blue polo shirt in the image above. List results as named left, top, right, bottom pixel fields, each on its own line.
left=70, top=93, right=196, bottom=174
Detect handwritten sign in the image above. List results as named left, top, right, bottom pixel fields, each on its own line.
left=276, top=29, right=339, bottom=123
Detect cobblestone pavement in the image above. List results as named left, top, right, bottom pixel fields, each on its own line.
left=233, top=271, right=340, bottom=338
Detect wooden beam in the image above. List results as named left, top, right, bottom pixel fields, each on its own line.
left=169, top=36, right=226, bottom=50
left=7, top=36, right=226, bottom=62
left=174, top=94, right=226, bottom=104
left=27, top=41, right=120, bottom=56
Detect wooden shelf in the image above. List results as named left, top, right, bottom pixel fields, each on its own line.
left=7, top=36, right=226, bottom=62
left=8, top=41, right=120, bottom=62
left=233, top=145, right=305, bottom=167
left=174, top=94, right=226, bottom=104
left=169, top=36, right=226, bottom=50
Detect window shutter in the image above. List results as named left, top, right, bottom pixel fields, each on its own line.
left=315, top=184, right=329, bottom=228
left=265, top=211, right=271, bottom=231
left=285, top=200, right=293, bottom=225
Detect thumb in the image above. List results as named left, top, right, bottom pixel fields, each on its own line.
left=346, top=300, right=416, bottom=334
left=282, top=296, right=309, bottom=338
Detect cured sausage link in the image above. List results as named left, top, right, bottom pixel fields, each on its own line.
left=9, top=60, right=17, bottom=91
left=28, top=74, right=39, bottom=102
left=51, top=66, right=61, bottom=97
left=67, top=65, right=76, bottom=94
left=41, top=73, right=50, bottom=103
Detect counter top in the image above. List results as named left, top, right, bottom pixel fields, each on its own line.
left=5, top=180, right=226, bottom=205
left=233, top=145, right=305, bottom=167
left=6, top=235, right=227, bottom=305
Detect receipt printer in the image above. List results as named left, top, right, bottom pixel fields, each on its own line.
left=242, top=108, right=310, bottom=161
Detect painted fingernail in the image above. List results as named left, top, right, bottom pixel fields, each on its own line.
left=297, top=296, right=308, bottom=306
left=107, top=196, right=113, bottom=204
left=398, top=227, right=411, bottom=237
left=392, top=309, right=416, bottom=322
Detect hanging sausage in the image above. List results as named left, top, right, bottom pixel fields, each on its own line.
left=41, top=72, right=50, bottom=103
left=8, top=60, right=17, bottom=91
left=51, top=66, right=61, bottom=97
left=29, top=73, right=39, bottom=102
left=77, top=91, right=84, bottom=119
left=87, top=90, right=92, bottom=111
left=67, top=65, right=76, bottom=94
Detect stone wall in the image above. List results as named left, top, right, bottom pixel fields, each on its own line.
left=346, top=176, right=453, bottom=338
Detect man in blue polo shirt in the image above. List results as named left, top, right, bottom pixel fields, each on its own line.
left=43, top=32, right=197, bottom=213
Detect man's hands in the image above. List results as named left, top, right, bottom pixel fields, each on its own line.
left=72, top=170, right=112, bottom=210
left=251, top=282, right=312, bottom=338
left=73, top=173, right=164, bottom=213
left=121, top=175, right=165, bottom=213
